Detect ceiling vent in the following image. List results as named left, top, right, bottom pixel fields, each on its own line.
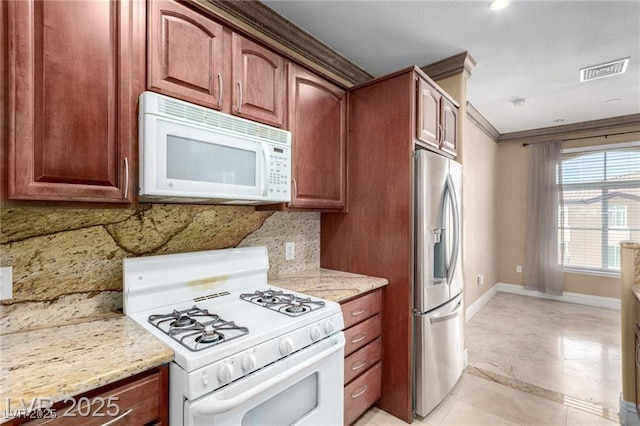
left=580, top=57, right=629, bottom=82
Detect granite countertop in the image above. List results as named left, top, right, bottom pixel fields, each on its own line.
left=269, top=268, right=388, bottom=303
left=632, top=285, right=640, bottom=304
left=0, top=267, right=385, bottom=422
left=0, top=316, right=173, bottom=421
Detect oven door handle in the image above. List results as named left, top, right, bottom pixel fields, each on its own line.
left=191, top=333, right=346, bottom=417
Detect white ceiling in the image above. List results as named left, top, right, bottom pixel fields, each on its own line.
left=262, top=0, right=640, bottom=134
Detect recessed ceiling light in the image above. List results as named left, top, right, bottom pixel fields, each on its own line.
left=605, top=98, right=621, bottom=104
left=553, top=119, right=566, bottom=123
left=489, top=0, right=510, bottom=11
left=512, top=98, right=526, bottom=107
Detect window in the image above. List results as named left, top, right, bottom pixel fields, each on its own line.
left=608, top=205, right=627, bottom=228
left=558, top=144, right=640, bottom=273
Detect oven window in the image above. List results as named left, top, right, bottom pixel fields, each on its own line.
left=166, top=135, right=256, bottom=186
left=241, top=373, right=318, bottom=425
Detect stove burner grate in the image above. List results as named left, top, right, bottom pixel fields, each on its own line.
left=240, top=289, right=325, bottom=317
left=148, top=306, right=249, bottom=352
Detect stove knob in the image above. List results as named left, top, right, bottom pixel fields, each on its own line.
left=310, top=325, right=322, bottom=341
left=241, top=354, right=257, bottom=372
left=279, top=337, right=294, bottom=355
left=324, top=320, right=335, bottom=335
left=217, top=363, right=234, bottom=384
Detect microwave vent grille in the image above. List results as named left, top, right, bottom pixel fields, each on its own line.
left=157, top=97, right=289, bottom=145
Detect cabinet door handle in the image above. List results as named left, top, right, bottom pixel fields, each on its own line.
left=217, top=73, right=223, bottom=106
left=101, top=408, right=133, bottom=426
left=291, top=179, right=297, bottom=206
left=237, top=81, right=242, bottom=112
left=351, top=385, right=368, bottom=399
left=351, top=307, right=367, bottom=317
left=351, top=359, right=368, bottom=371
left=123, top=157, right=129, bottom=199
left=351, top=333, right=367, bottom=344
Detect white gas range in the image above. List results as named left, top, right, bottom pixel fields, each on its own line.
left=123, top=246, right=345, bottom=425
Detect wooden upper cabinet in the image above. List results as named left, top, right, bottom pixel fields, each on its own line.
left=440, top=97, right=458, bottom=157
left=146, top=2, right=286, bottom=127
left=416, top=78, right=441, bottom=149
left=231, top=33, right=286, bottom=128
left=147, top=0, right=224, bottom=110
left=287, top=64, right=347, bottom=210
left=5, top=0, right=143, bottom=203
left=415, top=76, right=458, bottom=158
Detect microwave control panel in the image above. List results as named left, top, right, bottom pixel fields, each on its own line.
left=268, top=146, right=291, bottom=197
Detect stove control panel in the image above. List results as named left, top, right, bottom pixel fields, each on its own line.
left=324, top=319, right=335, bottom=334
left=241, top=353, right=257, bottom=372
left=279, top=337, right=294, bottom=355
left=185, top=311, right=345, bottom=400
left=310, top=325, right=322, bottom=341
left=217, top=363, right=234, bottom=384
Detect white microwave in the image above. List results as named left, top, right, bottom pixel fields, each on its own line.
left=138, top=91, right=291, bottom=205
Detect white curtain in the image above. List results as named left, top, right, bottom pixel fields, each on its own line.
left=524, top=141, right=564, bottom=295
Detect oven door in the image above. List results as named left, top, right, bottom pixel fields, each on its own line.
left=185, top=333, right=345, bottom=426
left=141, top=114, right=268, bottom=200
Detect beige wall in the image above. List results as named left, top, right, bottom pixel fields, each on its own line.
left=436, top=74, right=500, bottom=309
left=497, top=127, right=640, bottom=299
left=462, top=118, right=499, bottom=307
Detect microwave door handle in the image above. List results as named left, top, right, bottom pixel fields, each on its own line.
left=261, top=144, right=270, bottom=197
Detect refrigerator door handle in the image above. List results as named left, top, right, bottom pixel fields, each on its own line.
left=429, top=300, right=462, bottom=324
left=445, top=174, right=460, bottom=286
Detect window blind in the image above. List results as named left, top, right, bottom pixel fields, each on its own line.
left=559, top=145, right=640, bottom=272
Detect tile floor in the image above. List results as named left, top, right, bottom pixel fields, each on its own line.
left=356, top=293, right=621, bottom=425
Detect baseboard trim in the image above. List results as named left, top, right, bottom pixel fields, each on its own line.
left=620, top=395, right=640, bottom=426
left=466, top=284, right=499, bottom=321
left=497, top=282, right=621, bottom=310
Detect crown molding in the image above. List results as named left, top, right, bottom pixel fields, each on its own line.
left=420, top=51, right=477, bottom=81
left=197, top=0, right=374, bottom=86
left=467, top=102, right=499, bottom=142
left=498, top=114, right=640, bottom=143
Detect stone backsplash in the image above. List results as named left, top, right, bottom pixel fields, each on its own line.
left=0, top=205, right=320, bottom=334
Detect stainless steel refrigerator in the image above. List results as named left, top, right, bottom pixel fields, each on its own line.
left=413, top=148, right=465, bottom=417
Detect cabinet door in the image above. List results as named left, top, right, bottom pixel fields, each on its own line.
left=440, top=97, right=458, bottom=157
left=148, top=0, right=224, bottom=110
left=416, top=78, right=441, bottom=149
left=231, top=33, right=285, bottom=127
left=288, top=64, right=347, bottom=210
left=6, top=0, right=143, bottom=203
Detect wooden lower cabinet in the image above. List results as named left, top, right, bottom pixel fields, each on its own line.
left=344, top=363, right=382, bottom=426
left=344, top=314, right=381, bottom=356
left=344, top=338, right=382, bottom=385
left=17, top=365, right=169, bottom=425
left=341, top=289, right=383, bottom=425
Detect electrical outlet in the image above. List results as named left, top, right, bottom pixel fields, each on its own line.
left=516, top=265, right=522, bottom=273
left=0, top=266, right=13, bottom=300
left=477, top=274, right=484, bottom=286
left=285, top=242, right=295, bottom=261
